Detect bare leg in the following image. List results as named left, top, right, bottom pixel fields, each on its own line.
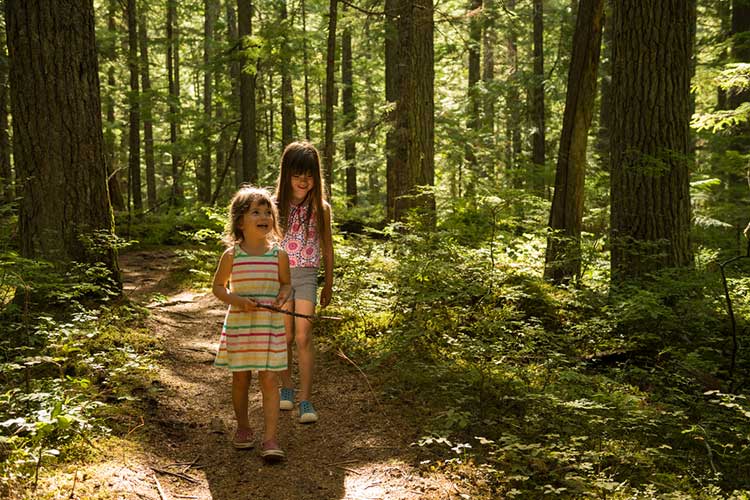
left=232, top=371, right=252, bottom=430
left=259, top=371, right=280, bottom=442
left=294, top=299, right=316, bottom=401
left=279, top=299, right=295, bottom=389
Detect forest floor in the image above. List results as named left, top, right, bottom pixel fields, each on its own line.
left=34, top=250, right=464, bottom=500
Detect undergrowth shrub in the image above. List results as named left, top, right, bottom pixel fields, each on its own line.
left=328, top=202, right=750, bottom=498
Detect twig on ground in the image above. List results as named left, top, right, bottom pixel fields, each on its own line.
left=173, top=495, right=199, bottom=499
left=152, top=474, right=169, bottom=500
left=336, top=349, right=389, bottom=425
left=326, top=459, right=361, bottom=466
left=335, top=465, right=361, bottom=475
left=151, top=467, right=199, bottom=484
left=181, top=456, right=202, bottom=474
left=68, top=470, right=79, bottom=499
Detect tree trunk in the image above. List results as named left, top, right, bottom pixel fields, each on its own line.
left=281, top=0, right=296, bottom=147
left=544, top=0, right=603, bottom=284
left=126, top=0, right=141, bottom=212
left=301, top=0, right=311, bottom=141
left=227, top=1, right=242, bottom=188
left=199, top=0, right=215, bottom=202
left=0, top=21, right=12, bottom=204
left=323, top=0, right=337, bottom=199
left=104, top=0, right=125, bottom=211
left=167, top=0, right=183, bottom=203
left=238, top=0, right=257, bottom=183
left=505, top=0, right=522, bottom=188
left=139, top=4, right=156, bottom=210
left=482, top=0, right=495, bottom=174
left=464, top=0, right=481, bottom=197
left=594, top=4, right=612, bottom=170
left=6, top=0, right=118, bottom=275
left=342, top=14, right=356, bottom=207
left=388, top=0, right=435, bottom=221
left=610, top=0, right=694, bottom=283
left=385, top=0, right=398, bottom=219
left=529, top=0, right=546, bottom=196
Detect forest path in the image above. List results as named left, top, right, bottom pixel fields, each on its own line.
left=68, top=249, right=460, bottom=500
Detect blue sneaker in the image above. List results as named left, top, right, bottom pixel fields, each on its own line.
left=280, top=387, right=295, bottom=411
left=298, top=400, right=318, bottom=423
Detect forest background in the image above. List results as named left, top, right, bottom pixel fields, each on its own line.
left=2, top=0, right=750, bottom=498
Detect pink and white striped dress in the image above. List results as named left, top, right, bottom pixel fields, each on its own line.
left=214, top=245, right=287, bottom=372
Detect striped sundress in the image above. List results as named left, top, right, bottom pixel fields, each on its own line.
left=214, top=244, right=287, bottom=372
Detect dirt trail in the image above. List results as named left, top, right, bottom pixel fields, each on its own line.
left=49, top=250, right=461, bottom=500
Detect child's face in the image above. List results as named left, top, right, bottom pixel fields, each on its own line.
left=290, top=172, right=314, bottom=201
left=240, top=200, right=275, bottom=239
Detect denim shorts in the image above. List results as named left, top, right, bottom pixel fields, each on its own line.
left=290, top=267, right=319, bottom=305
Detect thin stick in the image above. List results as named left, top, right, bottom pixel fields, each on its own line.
left=68, top=470, right=79, bottom=499
left=151, top=467, right=199, bottom=484
left=335, top=465, right=361, bottom=475
left=181, top=456, right=201, bottom=474
left=336, top=349, right=389, bottom=425
left=153, top=474, right=169, bottom=500
left=254, top=302, right=343, bottom=321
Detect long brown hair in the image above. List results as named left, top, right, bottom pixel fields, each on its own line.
left=274, top=141, right=328, bottom=242
left=223, top=186, right=282, bottom=246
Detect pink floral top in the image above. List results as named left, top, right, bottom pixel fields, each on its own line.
left=281, top=203, right=320, bottom=268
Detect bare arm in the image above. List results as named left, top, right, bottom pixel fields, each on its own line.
left=320, top=202, right=334, bottom=308
left=212, top=248, right=257, bottom=311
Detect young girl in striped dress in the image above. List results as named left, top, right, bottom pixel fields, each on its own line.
left=213, top=186, right=291, bottom=461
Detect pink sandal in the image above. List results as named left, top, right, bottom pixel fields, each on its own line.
left=260, top=439, right=285, bottom=462
left=232, top=428, right=254, bottom=449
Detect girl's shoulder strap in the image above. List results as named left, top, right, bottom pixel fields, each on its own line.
left=270, top=243, right=280, bottom=257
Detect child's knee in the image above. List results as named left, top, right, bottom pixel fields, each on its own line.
left=295, top=329, right=312, bottom=349
left=258, top=371, right=278, bottom=392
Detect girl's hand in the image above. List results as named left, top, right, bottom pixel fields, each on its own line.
left=243, top=297, right=259, bottom=312
left=274, top=286, right=291, bottom=307
left=320, top=284, right=332, bottom=308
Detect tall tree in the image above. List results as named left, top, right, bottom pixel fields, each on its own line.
left=505, top=0, right=522, bottom=188
left=238, top=0, right=257, bottom=183
left=104, top=0, right=125, bottom=211
left=198, top=0, right=216, bottom=203
left=139, top=2, right=156, bottom=209
left=6, top=0, right=118, bottom=274
left=465, top=0, right=482, bottom=196
left=544, top=0, right=603, bottom=284
left=166, top=0, right=183, bottom=202
left=387, top=0, right=435, bottom=221
left=385, top=0, right=398, bottom=215
left=301, top=0, right=311, bottom=140
left=0, top=15, right=11, bottom=204
left=342, top=8, right=356, bottom=207
left=529, top=0, right=546, bottom=195
left=227, top=2, right=243, bottom=187
left=323, top=0, right=337, bottom=198
left=482, top=0, right=495, bottom=171
left=594, top=4, right=612, bottom=169
left=126, top=0, right=142, bottom=212
left=280, top=0, right=296, bottom=147
left=610, top=0, right=694, bottom=283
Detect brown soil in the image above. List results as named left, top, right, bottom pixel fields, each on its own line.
left=37, top=250, right=463, bottom=500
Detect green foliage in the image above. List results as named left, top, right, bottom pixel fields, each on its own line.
left=327, top=204, right=750, bottom=499
left=0, top=245, right=157, bottom=490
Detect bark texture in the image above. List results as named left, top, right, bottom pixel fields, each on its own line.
left=387, top=0, right=435, bottom=221
left=610, top=0, right=694, bottom=282
left=544, top=0, right=603, bottom=284
left=6, top=0, right=118, bottom=273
